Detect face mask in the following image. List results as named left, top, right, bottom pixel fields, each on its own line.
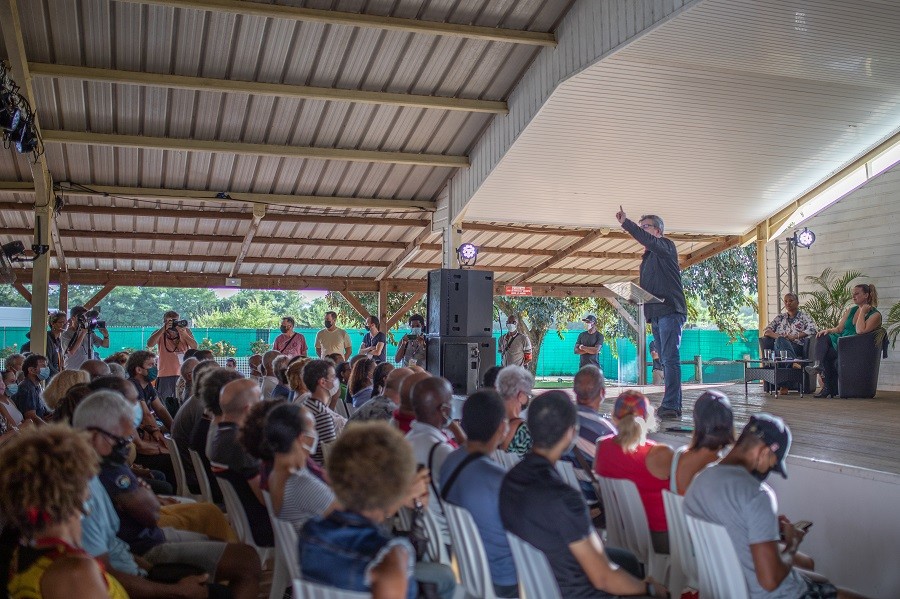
left=330, top=377, right=341, bottom=396
left=324, top=320, right=334, bottom=329
left=5, top=383, right=17, bottom=396
left=301, top=429, right=319, bottom=456
left=751, top=468, right=771, bottom=482
left=507, top=323, right=517, bottom=332
left=38, top=367, right=50, bottom=381
left=95, top=428, right=132, bottom=464
left=280, top=325, right=290, bottom=334
left=408, top=327, right=421, bottom=337
left=585, top=322, right=593, bottom=330
left=145, top=367, right=158, bottom=383
left=132, top=401, right=144, bottom=428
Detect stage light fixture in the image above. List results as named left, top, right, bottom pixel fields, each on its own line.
left=456, top=242, right=479, bottom=267
left=794, top=228, right=816, bottom=249
left=14, top=120, right=37, bottom=154
left=0, top=105, right=20, bottom=133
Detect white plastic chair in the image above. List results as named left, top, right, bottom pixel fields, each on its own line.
left=596, top=476, right=669, bottom=582
left=216, top=476, right=274, bottom=565
left=595, top=476, right=625, bottom=548
left=555, top=460, right=581, bottom=490
left=662, top=490, right=698, bottom=597
left=263, top=490, right=299, bottom=599
left=187, top=448, right=214, bottom=504
left=685, top=515, right=749, bottom=599
left=443, top=503, right=500, bottom=599
left=292, top=579, right=370, bottom=599
left=490, top=449, right=521, bottom=470
left=505, top=532, right=561, bottom=599
left=163, top=435, right=202, bottom=501
left=420, top=505, right=452, bottom=566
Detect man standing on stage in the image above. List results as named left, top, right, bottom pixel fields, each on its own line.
left=617, top=207, right=687, bottom=420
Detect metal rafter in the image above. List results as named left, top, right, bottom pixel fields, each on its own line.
left=42, top=130, right=469, bottom=168
left=115, top=0, right=557, bottom=47
left=29, top=63, right=508, bottom=115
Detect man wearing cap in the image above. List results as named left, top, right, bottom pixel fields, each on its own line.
left=616, top=207, right=687, bottom=420
left=685, top=414, right=866, bottom=599
left=574, top=314, right=604, bottom=369
left=499, top=315, right=533, bottom=368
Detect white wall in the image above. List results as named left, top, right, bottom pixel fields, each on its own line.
left=765, top=162, right=900, bottom=390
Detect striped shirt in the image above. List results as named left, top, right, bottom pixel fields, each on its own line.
left=303, top=397, right=337, bottom=465
left=279, top=469, right=336, bottom=533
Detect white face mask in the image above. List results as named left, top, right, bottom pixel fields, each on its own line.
left=330, top=377, right=341, bottom=396
left=301, top=429, right=319, bottom=456
left=507, top=323, right=517, bottom=332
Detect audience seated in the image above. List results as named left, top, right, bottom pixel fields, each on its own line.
left=174, top=356, right=199, bottom=407
left=299, top=359, right=340, bottom=465
left=286, top=358, right=312, bottom=403
left=670, top=390, right=734, bottom=495
left=482, top=365, right=502, bottom=389
left=439, top=389, right=518, bottom=598
left=393, top=371, right=430, bottom=433
left=1, top=369, right=27, bottom=428
left=685, top=414, right=869, bottom=599
left=300, top=422, right=440, bottom=599
left=126, top=350, right=174, bottom=434
left=170, top=359, right=219, bottom=492
left=352, top=366, right=411, bottom=423
left=496, top=365, right=535, bottom=456
left=348, top=357, right=377, bottom=409
left=264, top=403, right=339, bottom=532
left=42, top=368, right=90, bottom=410
left=50, top=382, right=92, bottom=424
left=271, top=355, right=291, bottom=401
left=81, top=358, right=112, bottom=380
left=372, top=362, right=394, bottom=397
left=260, top=350, right=282, bottom=400
left=595, top=390, right=674, bottom=554
left=499, top=390, right=668, bottom=598
left=568, top=365, right=616, bottom=502
left=73, top=391, right=261, bottom=599
left=0, top=425, right=129, bottom=599
left=12, top=353, right=52, bottom=423
left=108, top=362, right=128, bottom=379
left=248, top=353, right=263, bottom=380
left=207, top=377, right=274, bottom=547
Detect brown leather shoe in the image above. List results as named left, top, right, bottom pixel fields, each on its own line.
left=778, top=387, right=790, bottom=395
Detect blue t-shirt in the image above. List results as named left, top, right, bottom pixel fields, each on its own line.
left=439, top=448, right=517, bottom=586
left=82, top=476, right=142, bottom=575
left=98, top=459, right=165, bottom=555
left=362, top=331, right=387, bottom=362
left=12, top=378, right=50, bottom=419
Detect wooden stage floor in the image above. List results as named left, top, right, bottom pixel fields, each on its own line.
left=615, top=382, right=900, bottom=477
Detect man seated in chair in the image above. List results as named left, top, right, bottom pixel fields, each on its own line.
left=499, top=391, right=668, bottom=598
left=764, top=293, right=817, bottom=359
left=685, top=414, right=869, bottom=599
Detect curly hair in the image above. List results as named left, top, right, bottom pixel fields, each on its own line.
left=240, top=398, right=287, bottom=462
left=327, top=422, right=414, bottom=513
left=0, top=425, right=98, bottom=537
left=42, top=369, right=90, bottom=410
left=52, top=383, right=93, bottom=425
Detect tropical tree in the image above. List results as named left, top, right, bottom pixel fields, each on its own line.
left=197, top=338, right=238, bottom=357
left=326, top=292, right=426, bottom=340
left=194, top=297, right=280, bottom=329
left=681, top=245, right=758, bottom=339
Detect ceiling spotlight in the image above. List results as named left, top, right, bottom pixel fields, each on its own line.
left=14, top=120, right=37, bottom=154
left=456, top=242, right=479, bottom=268
left=794, top=228, right=816, bottom=249
left=0, top=105, right=20, bottom=133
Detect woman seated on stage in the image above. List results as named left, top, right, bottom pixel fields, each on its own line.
left=813, top=283, right=882, bottom=398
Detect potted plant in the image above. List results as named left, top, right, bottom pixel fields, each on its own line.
left=800, top=268, right=865, bottom=329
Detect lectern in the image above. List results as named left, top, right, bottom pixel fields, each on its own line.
left=604, top=282, right=662, bottom=385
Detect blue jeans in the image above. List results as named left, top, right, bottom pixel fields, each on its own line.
left=651, top=312, right=686, bottom=413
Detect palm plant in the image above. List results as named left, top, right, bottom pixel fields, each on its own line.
left=879, top=302, right=900, bottom=348
left=800, top=268, right=865, bottom=329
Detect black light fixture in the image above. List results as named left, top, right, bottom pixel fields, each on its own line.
left=794, top=227, right=816, bottom=249
left=456, top=242, right=479, bottom=268
left=14, top=117, right=37, bottom=153
left=0, top=61, right=42, bottom=159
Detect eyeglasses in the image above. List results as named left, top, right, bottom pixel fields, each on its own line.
left=88, top=426, right=132, bottom=446
left=640, top=223, right=657, bottom=230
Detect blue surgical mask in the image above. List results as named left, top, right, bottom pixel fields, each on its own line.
left=38, top=367, right=50, bottom=381
left=5, top=383, right=18, bottom=396
left=410, top=327, right=422, bottom=336
left=132, top=401, right=144, bottom=428
left=145, top=367, right=158, bottom=383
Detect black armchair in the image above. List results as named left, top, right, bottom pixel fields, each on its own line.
left=836, top=329, right=888, bottom=398
left=758, top=336, right=814, bottom=393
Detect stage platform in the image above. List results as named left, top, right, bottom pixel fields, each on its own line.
left=631, top=382, right=900, bottom=476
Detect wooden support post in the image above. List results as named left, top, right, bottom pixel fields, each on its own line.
left=694, top=355, right=704, bottom=384
left=338, top=292, right=371, bottom=321
left=58, top=278, right=68, bottom=314
left=756, top=223, right=768, bottom=336
left=377, top=285, right=389, bottom=324
left=12, top=282, right=32, bottom=304
left=386, top=293, right=424, bottom=330
left=84, top=283, right=116, bottom=310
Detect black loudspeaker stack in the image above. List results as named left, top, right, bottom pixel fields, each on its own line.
left=425, top=269, right=496, bottom=395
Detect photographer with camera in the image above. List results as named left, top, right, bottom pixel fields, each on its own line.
left=146, top=310, right=198, bottom=402
left=60, top=305, right=110, bottom=371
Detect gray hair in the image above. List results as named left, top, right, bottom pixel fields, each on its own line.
left=180, top=357, right=199, bottom=378
left=573, top=365, right=605, bottom=404
left=108, top=362, right=128, bottom=379
left=784, top=292, right=799, bottom=302
left=640, top=214, right=664, bottom=234
left=496, top=366, right=535, bottom=401
left=72, top=390, right=134, bottom=432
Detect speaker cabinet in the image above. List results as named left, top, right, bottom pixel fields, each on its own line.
left=426, top=336, right=497, bottom=396
left=427, top=269, right=494, bottom=337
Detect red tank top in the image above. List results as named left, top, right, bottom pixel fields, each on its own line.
left=595, top=436, right=669, bottom=532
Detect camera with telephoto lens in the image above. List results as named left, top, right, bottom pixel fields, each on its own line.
left=169, top=319, right=188, bottom=330
left=81, top=309, right=106, bottom=330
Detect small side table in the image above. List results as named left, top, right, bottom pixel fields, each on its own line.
left=743, top=359, right=811, bottom=398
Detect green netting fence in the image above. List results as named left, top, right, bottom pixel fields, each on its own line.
left=1, top=326, right=759, bottom=383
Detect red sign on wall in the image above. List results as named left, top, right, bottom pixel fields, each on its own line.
left=505, top=285, right=533, bottom=296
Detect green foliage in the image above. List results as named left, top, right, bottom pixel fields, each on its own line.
left=195, top=297, right=279, bottom=328
left=877, top=301, right=900, bottom=349
left=197, top=338, right=237, bottom=357
left=800, top=268, right=865, bottom=329
left=681, top=245, right=757, bottom=340
left=0, top=286, right=30, bottom=308
left=249, top=339, right=271, bottom=355
left=325, top=292, right=426, bottom=342
left=0, top=343, right=19, bottom=359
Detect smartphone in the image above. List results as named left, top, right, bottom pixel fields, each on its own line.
left=794, top=520, right=813, bottom=532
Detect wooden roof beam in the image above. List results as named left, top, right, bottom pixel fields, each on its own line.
left=42, top=130, right=469, bottom=168
left=679, top=236, right=741, bottom=269
left=508, top=229, right=611, bottom=284
left=12, top=282, right=32, bottom=304
left=385, top=293, right=424, bottom=330
left=460, top=222, right=731, bottom=242
left=376, top=226, right=435, bottom=281
left=115, top=0, right=557, bottom=47
left=338, top=292, right=372, bottom=321
left=30, top=63, right=507, bottom=115
left=83, top=283, right=117, bottom=310
left=229, top=205, right=265, bottom=278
